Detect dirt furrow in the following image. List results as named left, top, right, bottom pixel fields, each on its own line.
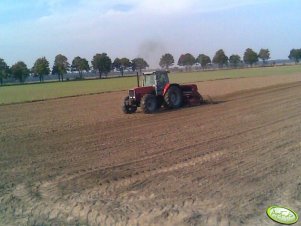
left=1, top=79, right=301, bottom=226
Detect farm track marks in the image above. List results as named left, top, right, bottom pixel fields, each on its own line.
left=0, top=78, right=301, bottom=225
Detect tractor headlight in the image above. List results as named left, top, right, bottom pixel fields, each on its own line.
left=129, top=90, right=135, bottom=98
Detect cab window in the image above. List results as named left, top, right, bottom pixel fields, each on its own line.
left=144, top=75, right=156, bottom=86
left=156, top=73, right=169, bottom=85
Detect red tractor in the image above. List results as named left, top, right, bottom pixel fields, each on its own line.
left=122, top=70, right=203, bottom=114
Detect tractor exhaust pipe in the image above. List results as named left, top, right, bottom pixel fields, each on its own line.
left=136, top=72, right=139, bottom=87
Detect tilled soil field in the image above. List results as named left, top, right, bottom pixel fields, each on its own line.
left=0, top=75, right=301, bottom=226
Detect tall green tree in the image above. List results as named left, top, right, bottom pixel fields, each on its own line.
left=131, top=58, right=149, bottom=74
left=113, top=57, right=131, bottom=76
left=288, top=48, right=301, bottom=64
left=0, top=58, right=10, bottom=85
left=112, top=58, right=121, bottom=73
left=196, top=54, right=211, bottom=69
left=120, top=58, right=131, bottom=75
left=71, top=56, right=90, bottom=79
left=243, top=48, right=258, bottom=66
left=212, top=49, right=228, bottom=68
left=53, top=54, right=70, bottom=81
left=159, top=53, right=174, bottom=69
left=32, top=57, right=50, bottom=82
left=177, top=53, right=196, bottom=71
left=92, top=53, right=112, bottom=78
left=11, top=61, right=30, bottom=83
left=258, top=48, right=270, bottom=64
left=229, top=54, right=241, bottom=68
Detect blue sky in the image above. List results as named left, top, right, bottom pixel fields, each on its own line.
left=0, top=0, right=300, bottom=68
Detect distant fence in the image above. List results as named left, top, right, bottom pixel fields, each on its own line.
left=1, top=70, right=136, bottom=85
left=170, top=60, right=296, bottom=73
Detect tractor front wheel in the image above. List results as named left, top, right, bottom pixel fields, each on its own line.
left=141, top=94, right=157, bottom=113
left=164, top=86, right=183, bottom=109
left=122, top=96, right=137, bottom=114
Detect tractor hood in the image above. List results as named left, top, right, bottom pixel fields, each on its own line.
left=129, top=86, right=155, bottom=101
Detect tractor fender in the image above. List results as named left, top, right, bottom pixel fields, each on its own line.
left=163, top=83, right=180, bottom=96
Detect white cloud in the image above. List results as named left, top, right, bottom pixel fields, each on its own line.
left=108, top=0, right=271, bottom=14
left=0, top=0, right=294, bottom=67
left=37, top=0, right=272, bottom=16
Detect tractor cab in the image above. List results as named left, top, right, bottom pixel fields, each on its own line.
left=142, top=71, right=169, bottom=95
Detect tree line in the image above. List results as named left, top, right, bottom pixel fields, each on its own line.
left=0, top=48, right=301, bottom=85
left=0, top=54, right=149, bottom=85
left=161, top=48, right=300, bottom=70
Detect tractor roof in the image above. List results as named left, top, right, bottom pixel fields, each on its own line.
left=142, top=71, right=156, bottom=75
left=143, top=70, right=170, bottom=75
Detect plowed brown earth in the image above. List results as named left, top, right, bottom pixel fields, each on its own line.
left=1, top=75, right=301, bottom=226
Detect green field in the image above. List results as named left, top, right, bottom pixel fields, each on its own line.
left=0, top=65, right=300, bottom=105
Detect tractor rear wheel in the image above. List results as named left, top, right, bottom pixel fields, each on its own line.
left=141, top=94, right=157, bottom=113
left=122, top=96, right=137, bottom=114
left=156, top=96, right=164, bottom=109
left=164, top=86, right=183, bottom=108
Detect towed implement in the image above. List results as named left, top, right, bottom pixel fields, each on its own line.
left=122, top=70, right=204, bottom=114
